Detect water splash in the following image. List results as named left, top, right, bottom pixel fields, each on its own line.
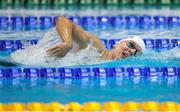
left=10, top=27, right=180, bottom=67
left=11, top=28, right=106, bottom=67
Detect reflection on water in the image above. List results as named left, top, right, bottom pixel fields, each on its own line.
left=0, top=77, right=179, bottom=103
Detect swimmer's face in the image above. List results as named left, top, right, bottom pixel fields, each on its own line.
left=111, top=40, right=141, bottom=60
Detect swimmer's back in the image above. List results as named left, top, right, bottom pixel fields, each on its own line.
left=0, top=58, right=19, bottom=67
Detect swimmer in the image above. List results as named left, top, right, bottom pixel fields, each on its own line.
left=0, top=16, right=145, bottom=67
left=47, top=16, right=145, bottom=60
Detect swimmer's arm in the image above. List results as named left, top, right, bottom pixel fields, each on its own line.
left=55, top=16, right=73, bottom=48
left=69, top=17, right=111, bottom=59
left=70, top=19, right=108, bottom=53
left=48, top=16, right=110, bottom=58
left=47, top=16, right=73, bottom=57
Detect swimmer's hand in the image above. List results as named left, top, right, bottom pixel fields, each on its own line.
left=47, top=43, right=72, bottom=58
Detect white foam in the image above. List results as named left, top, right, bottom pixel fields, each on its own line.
left=9, top=28, right=180, bottom=67
left=10, top=28, right=106, bottom=67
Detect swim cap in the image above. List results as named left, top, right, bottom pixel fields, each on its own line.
left=116, top=36, right=146, bottom=52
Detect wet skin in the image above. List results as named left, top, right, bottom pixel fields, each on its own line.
left=103, top=40, right=141, bottom=60
left=47, top=16, right=142, bottom=61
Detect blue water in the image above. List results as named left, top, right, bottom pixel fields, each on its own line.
left=0, top=22, right=180, bottom=103
left=0, top=48, right=180, bottom=103
left=1, top=27, right=180, bottom=67
left=0, top=77, right=180, bottom=103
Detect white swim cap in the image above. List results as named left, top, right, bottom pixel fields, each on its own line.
left=116, top=36, right=146, bottom=52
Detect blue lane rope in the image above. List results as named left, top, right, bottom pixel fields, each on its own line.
left=0, top=15, right=180, bottom=30
left=0, top=39, right=179, bottom=51
left=0, top=67, right=179, bottom=78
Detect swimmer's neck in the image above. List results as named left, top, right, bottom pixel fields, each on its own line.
left=102, top=50, right=114, bottom=60
left=102, top=49, right=123, bottom=60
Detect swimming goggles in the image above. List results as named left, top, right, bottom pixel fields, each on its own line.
left=126, top=41, right=138, bottom=56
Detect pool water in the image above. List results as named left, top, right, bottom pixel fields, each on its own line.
left=1, top=27, right=180, bottom=67
left=0, top=76, right=180, bottom=103
left=0, top=26, right=180, bottom=103
left=0, top=13, right=180, bottom=103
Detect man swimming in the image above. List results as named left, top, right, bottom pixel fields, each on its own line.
left=0, top=16, right=145, bottom=67
left=47, top=16, right=145, bottom=60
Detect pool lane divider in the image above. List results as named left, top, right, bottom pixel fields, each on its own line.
left=0, top=0, right=179, bottom=7
left=0, top=101, right=180, bottom=111
left=0, top=15, right=180, bottom=30
left=0, top=67, right=179, bottom=78
left=0, top=38, right=180, bottom=51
